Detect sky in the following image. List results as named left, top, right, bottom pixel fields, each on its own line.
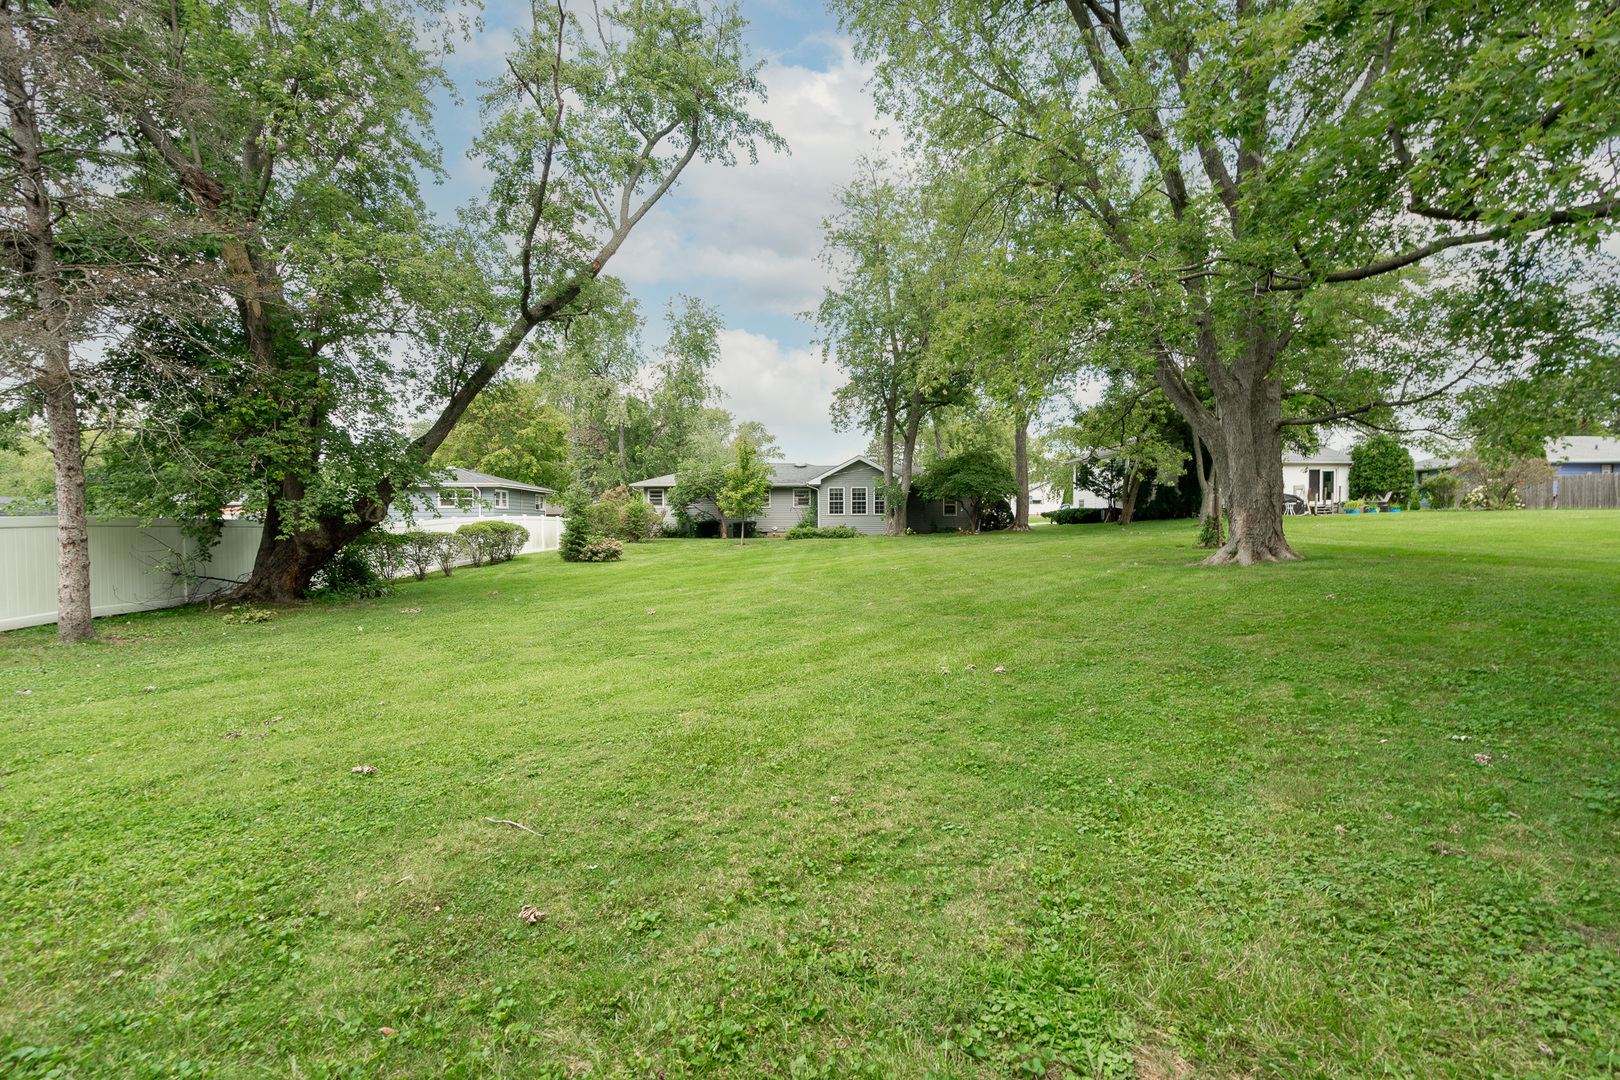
left=424, top=1, right=883, bottom=465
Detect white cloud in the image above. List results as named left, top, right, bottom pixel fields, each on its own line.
left=610, top=42, right=883, bottom=316
left=712, top=328, right=851, bottom=462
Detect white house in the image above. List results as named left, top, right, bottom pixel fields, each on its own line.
left=1281, top=449, right=1353, bottom=506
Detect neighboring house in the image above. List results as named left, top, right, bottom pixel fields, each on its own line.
left=393, top=467, right=555, bottom=520
left=1413, top=455, right=1458, bottom=485
left=1546, top=436, right=1620, bottom=475
left=1281, top=449, right=1353, bottom=505
left=631, top=456, right=971, bottom=535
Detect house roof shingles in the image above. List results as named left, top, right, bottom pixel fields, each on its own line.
left=430, top=467, right=554, bottom=494
left=631, top=462, right=839, bottom=488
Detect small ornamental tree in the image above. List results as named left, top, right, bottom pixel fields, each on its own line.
left=559, top=487, right=592, bottom=562
left=716, top=439, right=772, bottom=545
left=915, top=448, right=1017, bottom=533
left=1349, top=436, right=1417, bottom=501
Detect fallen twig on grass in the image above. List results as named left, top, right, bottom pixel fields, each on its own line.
left=485, top=817, right=538, bottom=835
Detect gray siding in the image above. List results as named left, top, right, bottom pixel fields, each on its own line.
left=395, top=487, right=547, bottom=521
left=817, top=463, right=889, bottom=535
left=662, top=486, right=813, bottom=533
left=905, top=493, right=967, bottom=533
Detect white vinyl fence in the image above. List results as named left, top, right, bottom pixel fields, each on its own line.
left=0, top=514, right=564, bottom=633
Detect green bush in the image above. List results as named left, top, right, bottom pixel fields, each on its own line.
left=433, top=533, right=463, bottom=576
left=307, top=535, right=397, bottom=600
left=797, top=504, right=818, bottom=529
left=620, top=499, right=659, bottom=542
left=456, top=522, right=498, bottom=566
left=482, top=520, right=530, bottom=561
left=1042, top=507, right=1103, bottom=525
left=399, top=530, right=438, bottom=581
left=785, top=525, right=861, bottom=539
left=1419, top=472, right=1461, bottom=509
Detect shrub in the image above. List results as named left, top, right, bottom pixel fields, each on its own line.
left=979, top=498, right=1014, bottom=531
left=620, top=499, right=659, bottom=542
left=797, top=504, right=818, bottom=528
left=457, top=522, right=498, bottom=566
left=1042, top=507, right=1103, bottom=525
left=482, top=521, right=530, bottom=561
left=559, top=488, right=592, bottom=562
left=307, top=539, right=395, bottom=600
left=1419, top=472, right=1461, bottom=509
left=221, top=606, right=274, bottom=624
left=399, top=530, right=439, bottom=581
left=434, top=533, right=464, bottom=575
left=785, top=525, right=861, bottom=539
left=576, top=537, right=624, bottom=562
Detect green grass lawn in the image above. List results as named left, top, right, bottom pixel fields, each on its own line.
left=2, top=512, right=1618, bottom=1080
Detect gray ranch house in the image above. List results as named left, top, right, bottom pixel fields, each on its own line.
left=631, top=456, right=971, bottom=535
left=393, top=467, right=556, bottom=521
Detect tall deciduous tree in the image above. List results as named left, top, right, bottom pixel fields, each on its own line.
left=836, top=0, right=1620, bottom=564
left=432, top=380, right=571, bottom=492
left=117, top=0, right=779, bottom=599
left=817, top=158, right=965, bottom=535
left=1, top=0, right=225, bottom=641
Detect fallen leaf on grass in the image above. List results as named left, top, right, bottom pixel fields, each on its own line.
left=1473, top=753, right=1493, bottom=766
left=646, top=608, right=656, bottom=614
left=222, top=732, right=242, bottom=740
left=1333, top=824, right=1346, bottom=835
left=993, top=666, right=1007, bottom=674
left=517, top=905, right=546, bottom=925
left=965, top=664, right=977, bottom=670
left=1539, top=1041, right=1555, bottom=1057
left=14, top=690, right=30, bottom=695
left=142, top=686, right=156, bottom=692
left=351, top=765, right=378, bottom=775
left=378, top=1027, right=397, bottom=1037
left=399, top=608, right=421, bottom=614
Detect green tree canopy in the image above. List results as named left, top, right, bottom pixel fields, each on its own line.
left=1349, top=436, right=1416, bottom=501
left=432, top=381, right=571, bottom=493
left=914, top=447, right=1016, bottom=533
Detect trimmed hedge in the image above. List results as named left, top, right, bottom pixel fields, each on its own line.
left=456, top=521, right=530, bottom=565
left=1041, top=507, right=1105, bottom=525
left=785, top=525, right=861, bottom=539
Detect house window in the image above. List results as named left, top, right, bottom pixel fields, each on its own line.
left=826, top=487, right=845, bottom=515
left=647, top=488, right=664, bottom=507
left=793, top=488, right=810, bottom=508
left=874, top=491, right=885, bottom=515
left=943, top=499, right=958, bottom=516
left=492, top=490, right=508, bottom=508
left=850, top=487, right=868, bottom=515
left=438, top=490, right=460, bottom=509
left=762, top=488, right=773, bottom=508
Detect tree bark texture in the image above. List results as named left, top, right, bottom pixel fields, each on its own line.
left=1011, top=413, right=1030, bottom=531
left=3, top=28, right=95, bottom=641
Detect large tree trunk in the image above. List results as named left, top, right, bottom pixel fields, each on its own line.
left=882, top=406, right=904, bottom=536
left=42, top=374, right=95, bottom=642
left=1201, top=371, right=1298, bottom=565
left=233, top=476, right=389, bottom=601
left=1011, top=412, right=1030, bottom=531
left=6, top=37, right=95, bottom=642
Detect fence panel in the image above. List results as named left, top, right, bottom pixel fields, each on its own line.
left=1, top=514, right=568, bottom=633
left=1520, top=474, right=1620, bottom=510
left=0, top=517, right=261, bottom=633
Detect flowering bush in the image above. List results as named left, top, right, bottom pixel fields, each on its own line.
left=1461, top=486, right=1522, bottom=510
left=576, top=537, right=624, bottom=562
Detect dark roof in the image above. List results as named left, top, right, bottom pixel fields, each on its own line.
left=632, top=462, right=840, bottom=488
left=423, top=467, right=554, bottom=494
